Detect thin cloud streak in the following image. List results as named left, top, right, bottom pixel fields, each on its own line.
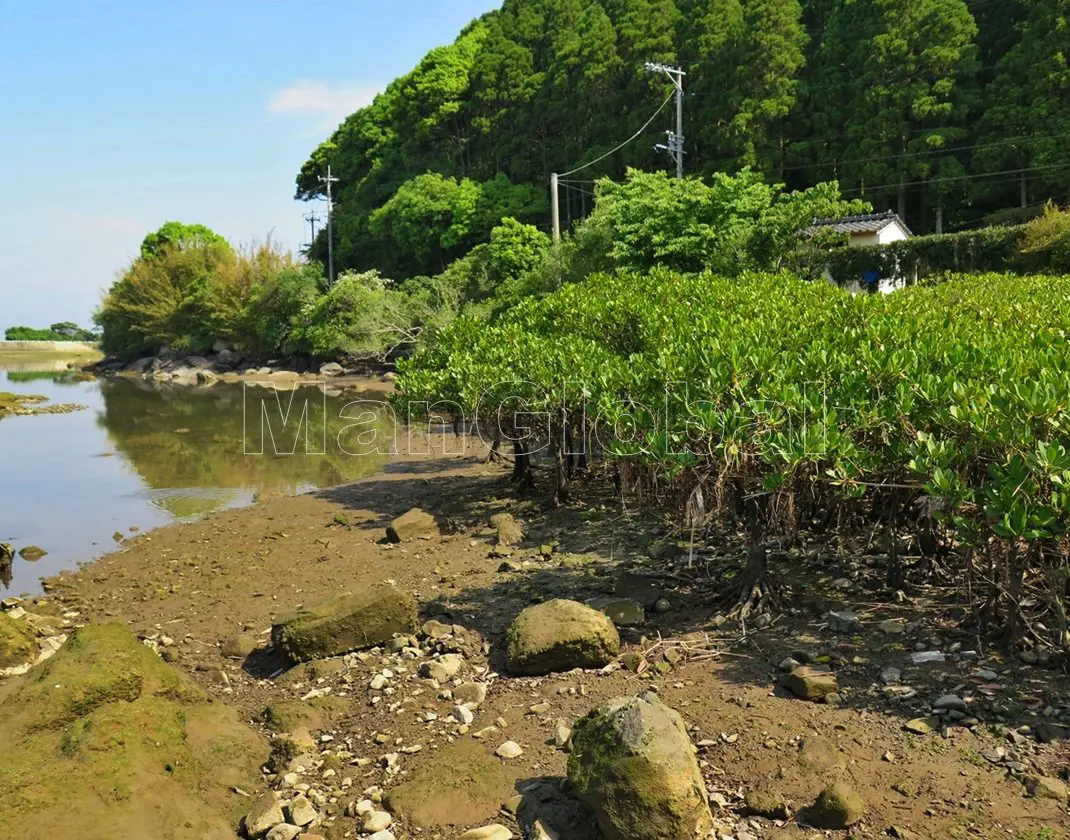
left=267, top=82, right=382, bottom=119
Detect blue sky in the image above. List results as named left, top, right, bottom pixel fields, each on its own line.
left=0, top=0, right=500, bottom=328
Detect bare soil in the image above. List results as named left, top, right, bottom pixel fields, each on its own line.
left=34, top=435, right=1070, bottom=840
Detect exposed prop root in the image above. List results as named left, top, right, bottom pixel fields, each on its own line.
left=726, top=573, right=779, bottom=621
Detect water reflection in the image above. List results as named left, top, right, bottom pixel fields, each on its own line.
left=96, top=378, right=392, bottom=512
left=0, top=362, right=395, bottom=594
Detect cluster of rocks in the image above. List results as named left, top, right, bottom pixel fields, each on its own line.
left=92, top=344, right=392, bottom=386
left=0, top=596, right=72, bottom=677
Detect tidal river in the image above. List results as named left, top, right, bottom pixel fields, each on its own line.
left=0, top=358, right=395, bottom=595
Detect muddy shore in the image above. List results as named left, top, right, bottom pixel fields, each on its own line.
left=4, top=436, right=1069, bottom=839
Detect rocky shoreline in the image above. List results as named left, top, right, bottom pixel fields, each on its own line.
left=89, top=344, right=396, bottom=388
left=1, top=449, right=1068, bottom=839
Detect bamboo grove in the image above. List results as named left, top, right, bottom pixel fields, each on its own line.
left=298, top=0, right=1070, bottom=280
left=394, top=271, right=1070, bottom=650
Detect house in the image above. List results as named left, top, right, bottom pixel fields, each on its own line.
left=806, top=211, right=913, bottom=293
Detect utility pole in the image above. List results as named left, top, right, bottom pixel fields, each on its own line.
left=318, top=165, right=339, bottom=286
left=550, top=172, right=561, bottom=243
left=645, top=63, right=686, bottom=179
left=303, top=209, right=321, bottom=250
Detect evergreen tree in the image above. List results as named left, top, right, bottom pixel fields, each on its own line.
left=806, top=0, right=979, bottom=228
left=974, top=0, right=1070, bottom=210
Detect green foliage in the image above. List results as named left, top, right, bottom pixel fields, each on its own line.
left=4, top=324, right=96, bottom=341
left=294, top=0, right=1070, bottom=253
left=140, top=222, right=229, bottom=261
left=564, top=169, right=867, bottom=276
left=397, top=268, right=1070, bottom=639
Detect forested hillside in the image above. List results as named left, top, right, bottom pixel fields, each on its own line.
left=296, top=0, right=1068, bottom=279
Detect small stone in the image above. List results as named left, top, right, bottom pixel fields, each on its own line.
left=587, top=596, right=645, bottom=627
left=783, top=666, right=839, bottom=701
left=367, top=832, right=396, bottom=840
left=933, top=694, right=967, bottom=713
left=826, top=610, right=861, bottom=633
left=910, top=650, right=945, bottom=664
left=362, top=810, right=393, bottom=832
left=554, top=720, right=572, bottom=749
left=779, top=656, right=801, bottom=672
left=285, top=794, right=317, bottom=826
left=265, top=825, right=303, bottom=840
left=496, top=740, right=524, bottom=759
left=221, top=633, right=258, bottom=659
left=880, top=666, right=901, bottom=685
left=878, top=619, right=906, bottom=634
left=905, top=717, right=940, bottom=735
left=453, top=682, right=488, bottom=706
left=457, top=826, right=513, bottom=840
left=653, top=598, right=671, bottom=614
left=453, top=705, right=475, bottom=725
left=370, top=674, right=387, bottom=690
left=744, top=789, right=789, bottom=820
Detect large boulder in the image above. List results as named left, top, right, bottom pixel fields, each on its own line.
left=0, top=623, right=264, bottom=838
left=567, top=692, right=713, bottom=840
left=506, top=599, right=620, bottom=675
left=272, top=586, right=418, bottom=663
left=386, top=508, right=439, bottom=543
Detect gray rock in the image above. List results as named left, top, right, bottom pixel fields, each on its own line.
left=779, top=656, right=801, bottom=673
left=783, top=666, right=839, bottom=701
left=244, top=791, right=285, bottom=836
left=880, top=666, right=902, bottom=685
left=453, top=682, right=488, bottom=706
left=285, top=794, right=317, bottom=826
left=910, top=650, right=946, bottom=664
left=826, top=610, right=861, bottom=633
left=271, top=585, right=418, bottom=662
left=362, top=810, right=393, bottom=832
left=386, top=508, right=438, bottom=542
left=221, top=633, right=257, bottom=659
left=265, top=825, right=303, bottom=840
left=419, top=653, right=464, bottom=682
left=568, top=692, right=713, bottom=840
left=933, top=694, right=967, bottom=713
left=506, top=599, right=620, bottom=676
left=319, top=362, right=344, bottom=377
left=1024, top=775, right=1069, bottom=802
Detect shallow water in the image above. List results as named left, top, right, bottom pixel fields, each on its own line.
left=0, top=360, right=394, bottom=595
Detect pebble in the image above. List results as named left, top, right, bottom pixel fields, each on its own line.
left=880, top=666, right=901, bottom=685
left=933, top=694, right=967, bottom=713
left=458, top=826, right=514, bottom=840
left=496, top=740, right=524, bottom=759
left=285, top=794, right=317, bottom=827
left=453, top=705, right=476, bottom=725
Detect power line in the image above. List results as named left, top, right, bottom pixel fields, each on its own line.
left=839, top=160, right=1070, bottom=198
left=318, top=165, right=339, bottom=287
left=559, top=89, right=677, bottom=178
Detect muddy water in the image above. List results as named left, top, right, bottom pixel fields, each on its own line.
left=0, top=360, right=395, bottom=595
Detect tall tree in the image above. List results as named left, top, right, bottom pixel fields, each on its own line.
left=974, top=0, right=1070, bottom=210
left=806, top=0, right=979, bottom=228
left=729, top=0, right=807, bottom=176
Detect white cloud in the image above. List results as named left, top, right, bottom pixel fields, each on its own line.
left=267, top=82, right=382, bottom=120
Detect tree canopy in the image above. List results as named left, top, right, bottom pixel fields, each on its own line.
left=296, top=0, right=1068, bottom=273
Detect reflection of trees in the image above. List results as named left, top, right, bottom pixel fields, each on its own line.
left=96, top=380, right=391, bottom=506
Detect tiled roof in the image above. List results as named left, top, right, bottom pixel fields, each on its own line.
left=806, top=211, right=912, bottom=236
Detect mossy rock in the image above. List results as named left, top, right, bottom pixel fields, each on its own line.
left=506, top=599, right=620, bottom=676
left=0, top=612, right=37, bottom=669
left=806, top=782, right=864, bottom=829
left=384, top=739, right=515, bottom=828
left=0, top=623, right=266, bottom=838
left=18, top=545, right=47, bottom=561
left=261, top=696, right=349, bottom=733
left=744, top=788, right=789, bottom=820
left=567, top=692, right=713, bottom=840
left=271, top=585, right=418, bottom=663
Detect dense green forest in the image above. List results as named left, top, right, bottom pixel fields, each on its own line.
left=297, top=0, right=1069, bottom=280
